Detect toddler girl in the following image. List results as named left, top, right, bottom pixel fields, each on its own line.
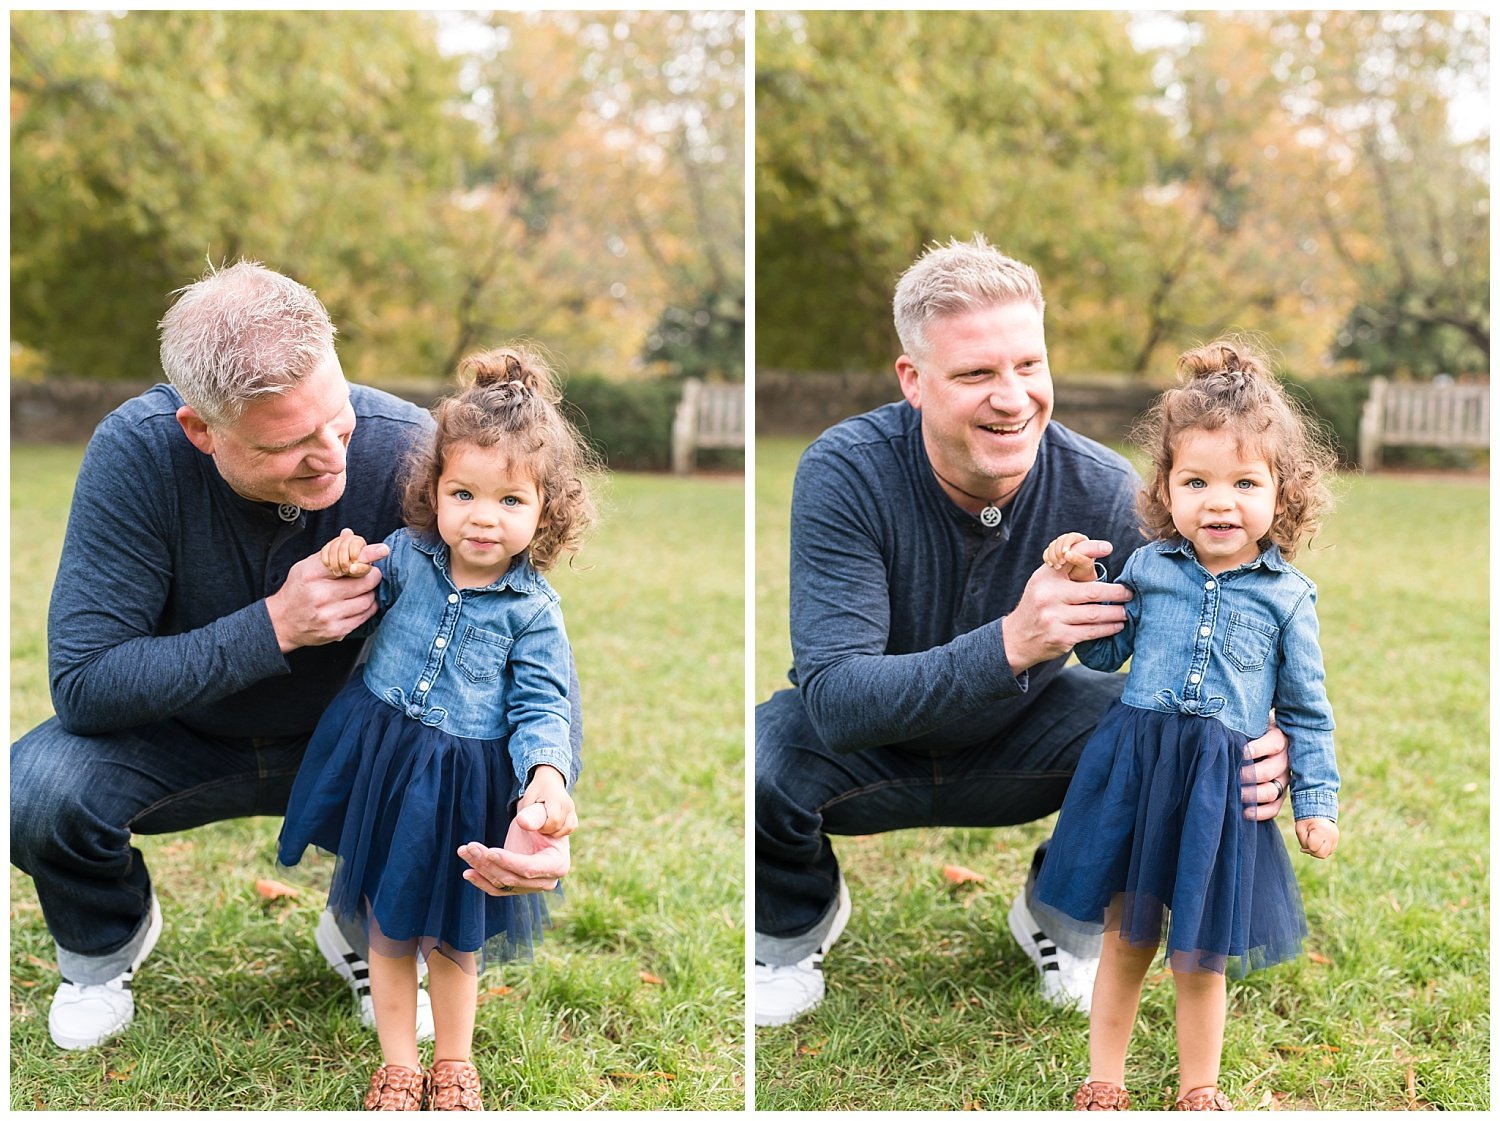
left=278, top=347, right=596, bottom=1110
left=1032, top=339, right=1341, bottom=1111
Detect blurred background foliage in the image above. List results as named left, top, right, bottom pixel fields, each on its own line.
left=755, top=10, right=1488, bottom=386
left=10, top=9, right=745, bottom=392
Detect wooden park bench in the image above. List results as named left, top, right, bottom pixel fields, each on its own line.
left=1357, top=376, right=1489, bottom=469
left=671, top=378, right=745, bottom=474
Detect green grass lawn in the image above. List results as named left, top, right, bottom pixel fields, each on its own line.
left=10, top=446, right=746, bottom=1110
left=754, top=436, right=1488, bottom=1111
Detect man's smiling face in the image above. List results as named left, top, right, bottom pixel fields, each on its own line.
left=895, top=300, right=1054, bottom=508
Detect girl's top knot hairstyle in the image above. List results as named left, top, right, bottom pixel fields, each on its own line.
left=1134, top=336, right=1337, bottom=559
left=403, top=345, right=599, bottom=571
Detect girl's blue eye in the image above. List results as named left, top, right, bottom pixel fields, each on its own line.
left=454, top=489, right=472, bottom=501
left=1236, top=479, right=1255, bottom=489
left=502, top=495, right=520, bottom=507
left=1186, top=479, right=1205, bottom=489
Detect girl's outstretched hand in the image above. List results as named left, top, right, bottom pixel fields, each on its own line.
left=1296, top=817, right=1339, bottom=859
left=517, top=764, right=577, bottom=837
left=321, top=527, right=372, bottom=577
left=1043, top=532, right=1101, bottom=583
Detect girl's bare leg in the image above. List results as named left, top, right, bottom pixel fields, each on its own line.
left=427, top=949, right=479, bottom=1064
left=367, top=950, right=421, bottom=1069
left=1173, top=968, right=1227, bottom=1097
left=1088, top=897, right=1158, bottom=1086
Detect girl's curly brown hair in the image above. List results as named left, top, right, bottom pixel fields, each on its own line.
left=402, top=346, right=598, bottom=571
left=1133, top=337, right=1337, bottom=559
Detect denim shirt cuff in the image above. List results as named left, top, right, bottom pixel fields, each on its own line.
left=1291, top=789, right=1338, bottom=822
left=516, top=743, right=576, bottom=790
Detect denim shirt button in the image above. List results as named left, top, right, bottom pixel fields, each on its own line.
left=1189, top=673, right=1201, bottom=683
left=448, top=593, right=459, bottom=603
left=435, top=637, right=446, bottom=648
left=1204, top=580, right=1215, bottom=590
left=417, top=680, right=430, bottom=691
left=1199, top=626, right=1211, bottom=637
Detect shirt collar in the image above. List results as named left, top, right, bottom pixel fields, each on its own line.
left=408, top=531, right=543, bottom=593
left=1157, top=537, right=1288, bottom=573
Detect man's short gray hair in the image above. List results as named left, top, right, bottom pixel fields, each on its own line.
left=159, top=260, right=337, bottom=426
left=893, top=234, right=1045, bottom=362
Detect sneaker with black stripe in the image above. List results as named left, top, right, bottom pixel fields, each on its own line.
left=754, top=876, right=852, bottom=1027
left=48, top=892, right=163, bottom=1050
left=315, top=910, right=433, bottom=1041
left=1008, top=890, right=1095, bottom=1013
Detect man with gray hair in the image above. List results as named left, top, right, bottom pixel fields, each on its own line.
left=754, top=235, right=1291, bottom=1027
left=11, top=261, right=578, bottom=1051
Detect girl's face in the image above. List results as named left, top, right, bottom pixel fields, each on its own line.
left=435, top=441, right=543, bottom=589
left=1164, top=427, right=1282, bottom=574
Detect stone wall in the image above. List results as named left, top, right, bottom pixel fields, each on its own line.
left=10, top=379, right=442, bottom=444
left=14, top=374, right=1161, bottom=448
left=755, top=369, right=1159, bottom=445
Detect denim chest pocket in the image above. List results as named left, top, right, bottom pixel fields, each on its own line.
left=456, top=625, right=513, bottom=683
left=1223, top=611, right=1279, bottom=671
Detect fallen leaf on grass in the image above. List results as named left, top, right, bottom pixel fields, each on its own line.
left=25, top=954, right=57, bottom=972
left=1405, top=1065, right=1417, bottom=1109
left=796, top=1038, right=826, bottom=1056
left=476, top=985, right=514, bottom=1005
left=604, top=1071, right=676, bottom=1082
left=1307, top=951, right=1332, bottom=965
left=943, top=864, right=986, bottom=885
left=255, top=878, right=300, bottom=900
left=639, top=971, right=664, bottom=985
left=963, top=1101, right=984, bottom=1110
left=106, top=1062, right=137, bottom=1082
left=1272, top=1043, right=1339, bottom=1054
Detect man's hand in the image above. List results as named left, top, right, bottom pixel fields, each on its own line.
left=517, top=764, right=577, bottom=837
left=458, top=803, right=571, bottom=897
left=1296, top=817, right=1339, bottom=859
left=1002, top=540, right=1131, bottom=674
left=1043, top=532, right=1099, bottom=583
left=1239, top=722, right=1291, bottom=821
left=264, top=540, right=389, bottom=654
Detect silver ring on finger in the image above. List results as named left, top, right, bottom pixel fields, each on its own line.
left=1270, top=777, right=1286, bottom=800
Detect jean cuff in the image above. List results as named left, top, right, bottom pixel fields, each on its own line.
left=56, top=892, right=155, bottom=985
left=755, top=882, right=844, bottom=966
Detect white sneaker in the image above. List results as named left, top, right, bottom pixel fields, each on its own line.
left=1008, top=890, right=1096, bottom=1013
left=315, top=910, right=433, bottom=1041
left=49, top=893, right=164, bottom=1050
left=754, top=877, right=852, bottom=1027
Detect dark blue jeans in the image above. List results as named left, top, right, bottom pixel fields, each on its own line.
left=10, top=716, right=337, bottom=984
left=755, top=664, right=1126, bottom=965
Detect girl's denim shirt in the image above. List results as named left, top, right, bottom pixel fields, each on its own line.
left=1075, top=539, right=1338, bottom=822
left=359, top=529, right=575, bottom=791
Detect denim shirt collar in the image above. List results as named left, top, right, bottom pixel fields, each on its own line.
left=1156, top=537, right=1292, bottom=575
left=406, top=531, right=546, bottom=595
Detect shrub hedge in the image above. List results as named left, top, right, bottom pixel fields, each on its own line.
left=561, top=374, right=746, bottom=473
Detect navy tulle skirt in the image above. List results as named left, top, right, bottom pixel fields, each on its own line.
left=1033, top=701, right=1306, bottom=977
left=278, top=677, right=552, bottom=972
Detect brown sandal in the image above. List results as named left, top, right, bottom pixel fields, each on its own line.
left=425, top=1059, right=484, bottom=1111
left=364, top=1065, right=423, bottom=1111
left=1074, top=1081, right=1131, bottom=1110
left=1174, top=1086, right=1231, bottom=1110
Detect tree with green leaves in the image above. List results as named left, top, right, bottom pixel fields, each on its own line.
left=11, top=10, right=469, bottom=382
left=755, top=10, right=1169, bottom=375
